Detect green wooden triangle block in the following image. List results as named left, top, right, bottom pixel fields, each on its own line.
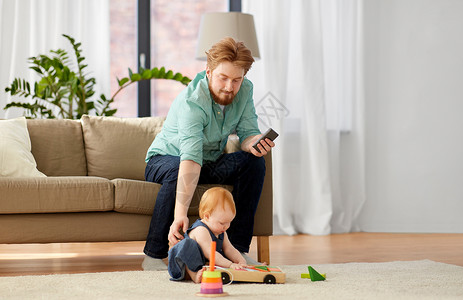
left=308, top=266, right=326, bottom=281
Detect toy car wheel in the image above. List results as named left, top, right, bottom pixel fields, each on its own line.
left=263, top=274, right=276, bottom=284
left=221, top=272, right=231, bottom=284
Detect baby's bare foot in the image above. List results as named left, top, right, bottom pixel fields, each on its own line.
left=194, top=267, right=206, bottom=284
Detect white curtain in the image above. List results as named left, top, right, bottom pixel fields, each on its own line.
left=243, top=0, right=365, bottom=235
left=0, top=0, right=110, bottom=119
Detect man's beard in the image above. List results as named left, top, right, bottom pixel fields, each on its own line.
left=209, top=86, right=235, bottom=106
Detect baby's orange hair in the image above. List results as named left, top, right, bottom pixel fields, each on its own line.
left=199, top=187, right=236, bottom=219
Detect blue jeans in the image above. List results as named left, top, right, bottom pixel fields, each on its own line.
left=143, top=151, right=266, bottom=259
left=168, top=238, right=205, bottom=281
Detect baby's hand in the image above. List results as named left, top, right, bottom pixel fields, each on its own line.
left=229, top=263, right=246, bottom=270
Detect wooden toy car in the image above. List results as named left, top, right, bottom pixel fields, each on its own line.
left=217, top=265, right=285, bottom=284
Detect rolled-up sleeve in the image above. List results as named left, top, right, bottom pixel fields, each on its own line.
left=178, top=98, right=207, bottom=166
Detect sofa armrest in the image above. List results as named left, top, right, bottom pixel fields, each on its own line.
left=254, top=152, right=273, bottom=263
left=224, top=134, right=273, bottom=236
left=254, top=151, right=273, bottom=236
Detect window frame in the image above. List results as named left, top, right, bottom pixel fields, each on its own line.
left=137, top=0, right=241, bottom=117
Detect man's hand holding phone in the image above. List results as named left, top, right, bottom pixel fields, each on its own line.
left=251, top=128, right=279, bottom=155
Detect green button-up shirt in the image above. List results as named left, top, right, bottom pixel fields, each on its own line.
left=145, top=71, right=260, bottom=166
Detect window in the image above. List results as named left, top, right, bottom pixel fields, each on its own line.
left=109, top=0, right=137, bottom=117
left=150, top=0, right=227, bottom=116
left=109, top=0, right=228, bottom=117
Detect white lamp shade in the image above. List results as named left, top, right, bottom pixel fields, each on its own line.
left=195, top=12, right=260, bottom=60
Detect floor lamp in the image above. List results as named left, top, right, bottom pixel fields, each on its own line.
left=195, top=12, right=260, bottom=60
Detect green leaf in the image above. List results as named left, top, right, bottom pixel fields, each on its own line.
left=104, top=109, right=117, bottom=116
left=142, top=69, right=152, bottom=79
left=86, top=101, right=95, bottom=110
left=158, top=67, right=166, bottom=77
left=130, top=73, right=142, bottom=81
left=86, top=90, right=95, bottom=98
left=119, top=77, right=129, bottom=86
left=30, top=66, right=43, bottom=74
left=181, top=76, right=192, bottom=85
left=151, top=67, right=159, bottom=77
left=173, top=73, right=183, bottom=81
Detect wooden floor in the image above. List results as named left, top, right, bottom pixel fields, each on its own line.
left=1, top=233, right=462, bottom=277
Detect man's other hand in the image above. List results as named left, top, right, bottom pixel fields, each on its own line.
left=168, top=216, right=189, bottom=246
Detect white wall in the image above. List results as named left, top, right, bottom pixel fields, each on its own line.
left=358, top=0, right=463, bottom=232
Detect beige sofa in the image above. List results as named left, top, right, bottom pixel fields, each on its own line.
left=0, top=115, right=273, bottom=263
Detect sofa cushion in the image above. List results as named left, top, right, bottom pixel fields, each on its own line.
left=81, top=115, right=165, bottom=180
left=0, top=177, right=113, bottom=214
left=0, top=117, right=46, bottom=178
left=113, top=178, right=232, bottom=216
left=113, top=179, right=160, bottom=215
left=27, top=119, right=87, bottom=176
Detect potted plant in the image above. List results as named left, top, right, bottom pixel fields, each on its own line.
left=4, top=34, right=191, bottom=119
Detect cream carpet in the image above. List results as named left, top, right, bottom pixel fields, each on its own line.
left=1, top=260, right=462, bottom=300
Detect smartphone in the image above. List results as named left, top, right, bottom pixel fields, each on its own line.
left=252, top=128, right=279, bottom=153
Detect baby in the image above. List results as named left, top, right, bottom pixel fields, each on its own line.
left=168, top=187, right=248, bottom=283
